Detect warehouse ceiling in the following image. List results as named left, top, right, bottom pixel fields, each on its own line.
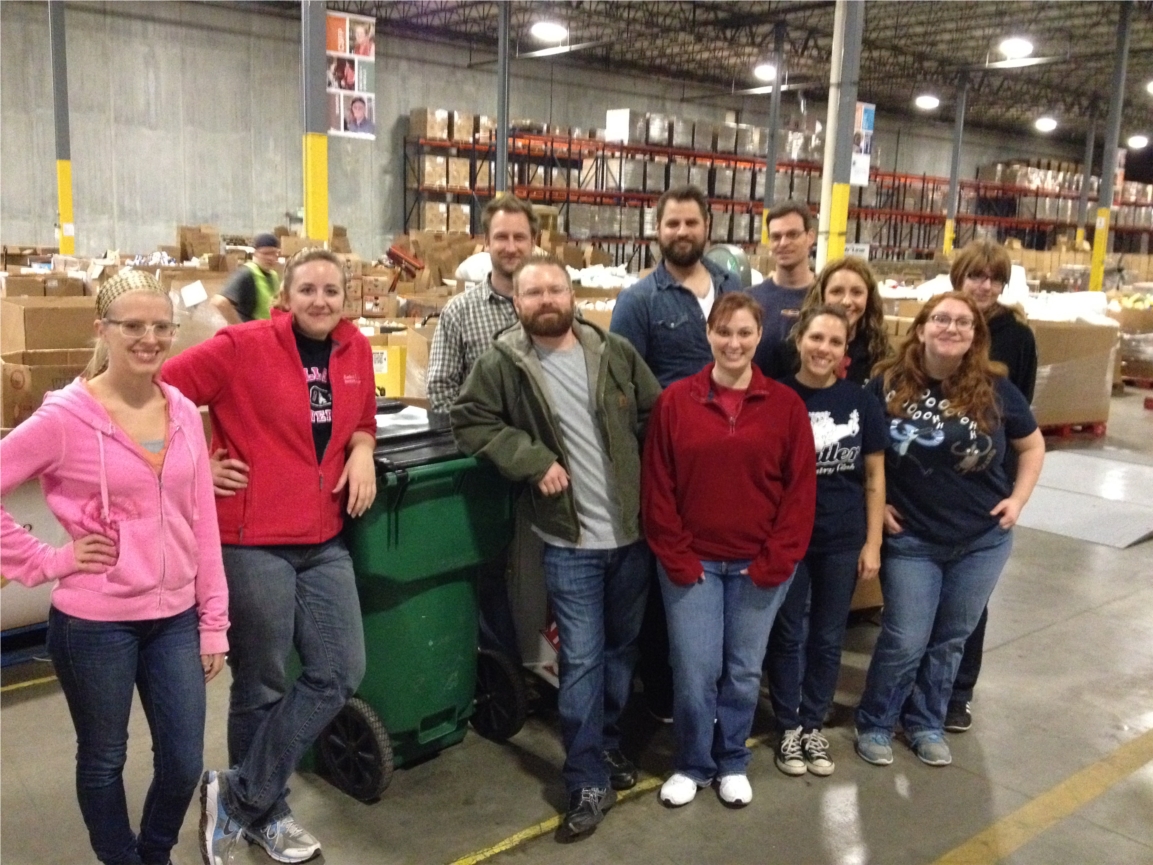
left=310, top=1, right=1153, bottom=144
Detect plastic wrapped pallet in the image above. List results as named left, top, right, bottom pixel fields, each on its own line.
left=733, top=167, right=754, bottom=201
left=409, top=108, right=449, bottom=140
left=668, top=163, right=691, bottom=189
left=754, top=169, right=765, bottom=202
left=775, top=169, right=793, bottom=202
left=716, top=123, right=738, bottom=154
left=694, top=121, right=716, bottom=152
left=620, top=158, right=647, bottom=193
left=735, top=124, right=759, bottom=156
left=688, top=164, right=710, bottom=193
left=671, top=118, right=694, bottom=149
left=568, top=204, right=595, bottom=240
left=732, top=213, right=752, bottom=244
left=642, top=207, right=658, bottom=239
left=713, top=167, right=734, bottom=199
left=596, top=205, right=622, bottom=238
left=710, top=209, right=731, bottom=242
left=644, top=161, right=668, bottom=193
left=647, top=114, right=670, bottom=147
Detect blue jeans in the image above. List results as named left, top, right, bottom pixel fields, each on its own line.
left=221, top=539, right=366, bottom=827
left=766, top=549, right=861, bottom=731
left=542, top=541, right=649, bottom=793
left=856, top=525, right=1013, bottom=737
left=47, top=605, right=205, bottom=865
left=660, top=560, right=793, bottom=783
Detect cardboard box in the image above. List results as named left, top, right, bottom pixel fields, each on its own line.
left=1108, top=307, right=1153, bottom=334
left=178, top=224, right=221, bottom=260
left=1, top=348, right=93, bottom=427
left=3, top=274, right=85, bottom=298
left=419, top=203, right=448, bottom=232
left=447, top=157, right=471, bottom=190
left=450, top=110, right=474, bottom=143
left=402, top=323, right=437, bottom=398
left=447, top=204, right=471, bottom=234
left=409, top=155, right=447, bottom=190
left=1, top=296, right=97, bottom=352
left=280, top=236, right=318, bottom=257
left=410, top=107, right=449, bottom=140
left=367, top=333, right=407, bottom=396
left=1030, top=320, right=1118, bottom=427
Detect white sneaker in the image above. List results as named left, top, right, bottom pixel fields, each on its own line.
left=659, top=772, right=706, bottom=807
left=717, top=774, right=753, bottom=807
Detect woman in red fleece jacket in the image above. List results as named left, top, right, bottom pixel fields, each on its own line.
left=643, top=292, right=816, bottom=810
left=162, top=249, right=377, bottom=865
left=1, top=271, right=228, bottom=865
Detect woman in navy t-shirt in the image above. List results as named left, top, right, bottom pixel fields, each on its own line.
left=766, top=304, right=888, bottom=778
left=854, top=292, right=1045, bottom=769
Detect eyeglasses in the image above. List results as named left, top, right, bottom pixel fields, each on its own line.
left=103, top=319, right=180, bottom=339
left=927, top=313, right=975, bottom=332
left=964, top=273, right=1005, bottom=289
left=518, top=286, right=571, bottom=300
left=768, top=229, right=806, bottom=245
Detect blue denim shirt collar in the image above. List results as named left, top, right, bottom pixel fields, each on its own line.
left=651, top=257, right=735, bottom=292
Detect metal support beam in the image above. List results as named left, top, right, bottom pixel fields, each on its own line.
left=817, top=0, right=862, bottom=268
left=301, top=0, right=329, bottom=241
left=49, top=1, right=74, bottom=255
left=1090, top=1, right=1131, bottom=292
left=761, top=23, right=786, bottom=242
left=1075, top=114, right=1096, bottom=247
left=943, top=76, right=968, bottom=255
left=495, top=2, right=510, bottom=194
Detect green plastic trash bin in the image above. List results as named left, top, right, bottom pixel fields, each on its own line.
left=315, top=440, right=518, bottom=801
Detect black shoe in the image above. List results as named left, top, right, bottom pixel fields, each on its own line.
left=944, top=702, right=972, bottom=733
left=604, top=749, right=638, bottom=790
left=555, top=786, right=617, bottom=843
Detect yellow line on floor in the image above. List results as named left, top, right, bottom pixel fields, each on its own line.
left=0, top=674, right=58, bottom=693
left=446, top=732, right=773, bottom=865
left=931, top=726, right=1153, bottom=865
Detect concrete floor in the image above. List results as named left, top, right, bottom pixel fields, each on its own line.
left=3, top=389, right=1152, bottom=865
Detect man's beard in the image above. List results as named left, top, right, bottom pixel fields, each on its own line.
left=659, top=236, right=706, bottom=268
left=520, top=305, right=574, bottom=337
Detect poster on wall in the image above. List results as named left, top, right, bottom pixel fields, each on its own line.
left=326, top=11, right=375, bottom=139
left=850, top=102, right=874, bottom=187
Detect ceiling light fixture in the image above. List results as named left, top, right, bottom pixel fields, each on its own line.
left=1147, top=80, right=1153, bottom=95
left=914, top=94, right=940, bottom=110
left=999, top=37, right=1034, bottom=59
left=1128, top=134, right=1149, bottom=150
left=754, top=63, right=776, bottom=82
left=1034, top=116, right=1057, bottom=133
left=530, top=21, right=568, bottom=42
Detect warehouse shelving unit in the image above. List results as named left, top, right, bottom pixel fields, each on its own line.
left=404, top=131, right=1153, bottom=263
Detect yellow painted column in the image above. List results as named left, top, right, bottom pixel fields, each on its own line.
left=943, top=218, right=955, bottom=255
left=1088, top=207, right=1110, bottom=292
left=302, top=132, right=329, bottom=242
left=1074, top=226, right=1086, bottom=247
left=826, top=182, right=851, bottom=261
left=56, top=159, right=75, bottom=255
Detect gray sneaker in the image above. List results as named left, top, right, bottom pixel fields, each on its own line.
left=245, top=815, right=322, bottom=863
left=911, top=731, right=952, bottom=767
left=199, top=771, right=246, bottom=865
left=854, top=730, right=894, bottom=766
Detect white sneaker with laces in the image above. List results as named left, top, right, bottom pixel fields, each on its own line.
left=245, top=814, right=321, bottom=863
left=717, top=774, right=753, bottom=807
left=659, top=772, right=706, bottom=807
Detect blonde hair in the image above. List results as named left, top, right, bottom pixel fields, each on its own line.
left=83, top=271, right=172, bottom=379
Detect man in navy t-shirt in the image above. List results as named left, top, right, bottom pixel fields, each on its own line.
left=750, top=202, right=817, bottom=376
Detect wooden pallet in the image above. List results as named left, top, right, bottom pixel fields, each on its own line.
left=1040, top=422, right=1107, bottom=438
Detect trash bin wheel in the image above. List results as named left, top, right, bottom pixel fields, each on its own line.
left=471, top=648, right=528, bottom=741
left=317, top=697, right=394, bottom=802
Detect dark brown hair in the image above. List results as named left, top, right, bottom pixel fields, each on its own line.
left=792, top=303, right=850, bottom=345
left=766, top=200, right=814, bottom=233
left=950, top=239, right=1012, bottom=291
left=707, top=291, right=763, bottom=331
left=482, top=194, right=539, bottom=237
left=656, top=184, right=710, bottom=224
left=873, top=292, right=1007, bottom=433
left=801, top=255, right=891, bottom=371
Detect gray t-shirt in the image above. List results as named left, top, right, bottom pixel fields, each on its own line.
left=532, top=342, right=627, bottom=549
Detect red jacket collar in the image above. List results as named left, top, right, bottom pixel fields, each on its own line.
left=688, top=362, right=773, bottom=403
left=270, top=307, right=359, bottom=348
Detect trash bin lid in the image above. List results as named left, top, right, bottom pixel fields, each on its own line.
left=373, top=405, right=460, bottom=470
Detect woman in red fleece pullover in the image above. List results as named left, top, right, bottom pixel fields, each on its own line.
left=643, top=292, right=816, bottom=810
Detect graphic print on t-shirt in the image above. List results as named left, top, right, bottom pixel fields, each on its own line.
left=809, top=409, right=861, bottom=475
left=305, top=367, right=333, bottom=423
left=885, top=387, right=996, bottom=476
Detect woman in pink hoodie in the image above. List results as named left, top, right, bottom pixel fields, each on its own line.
left=0, top=271, right=229, bottom=865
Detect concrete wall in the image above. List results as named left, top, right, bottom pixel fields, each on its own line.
left=1, top=1, right=1082, bottom=259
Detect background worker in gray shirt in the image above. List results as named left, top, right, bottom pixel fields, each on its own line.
left=452, top=254, right=661, bottom=844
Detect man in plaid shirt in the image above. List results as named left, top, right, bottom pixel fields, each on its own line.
left=433, top=194, right=537, bottom=663
left=428, top=195, right=538, bottom=414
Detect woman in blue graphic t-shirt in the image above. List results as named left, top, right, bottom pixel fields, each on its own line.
left=854, top=291, right=1045, bottom=769
left=766, top=304, right=888, bottom=779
